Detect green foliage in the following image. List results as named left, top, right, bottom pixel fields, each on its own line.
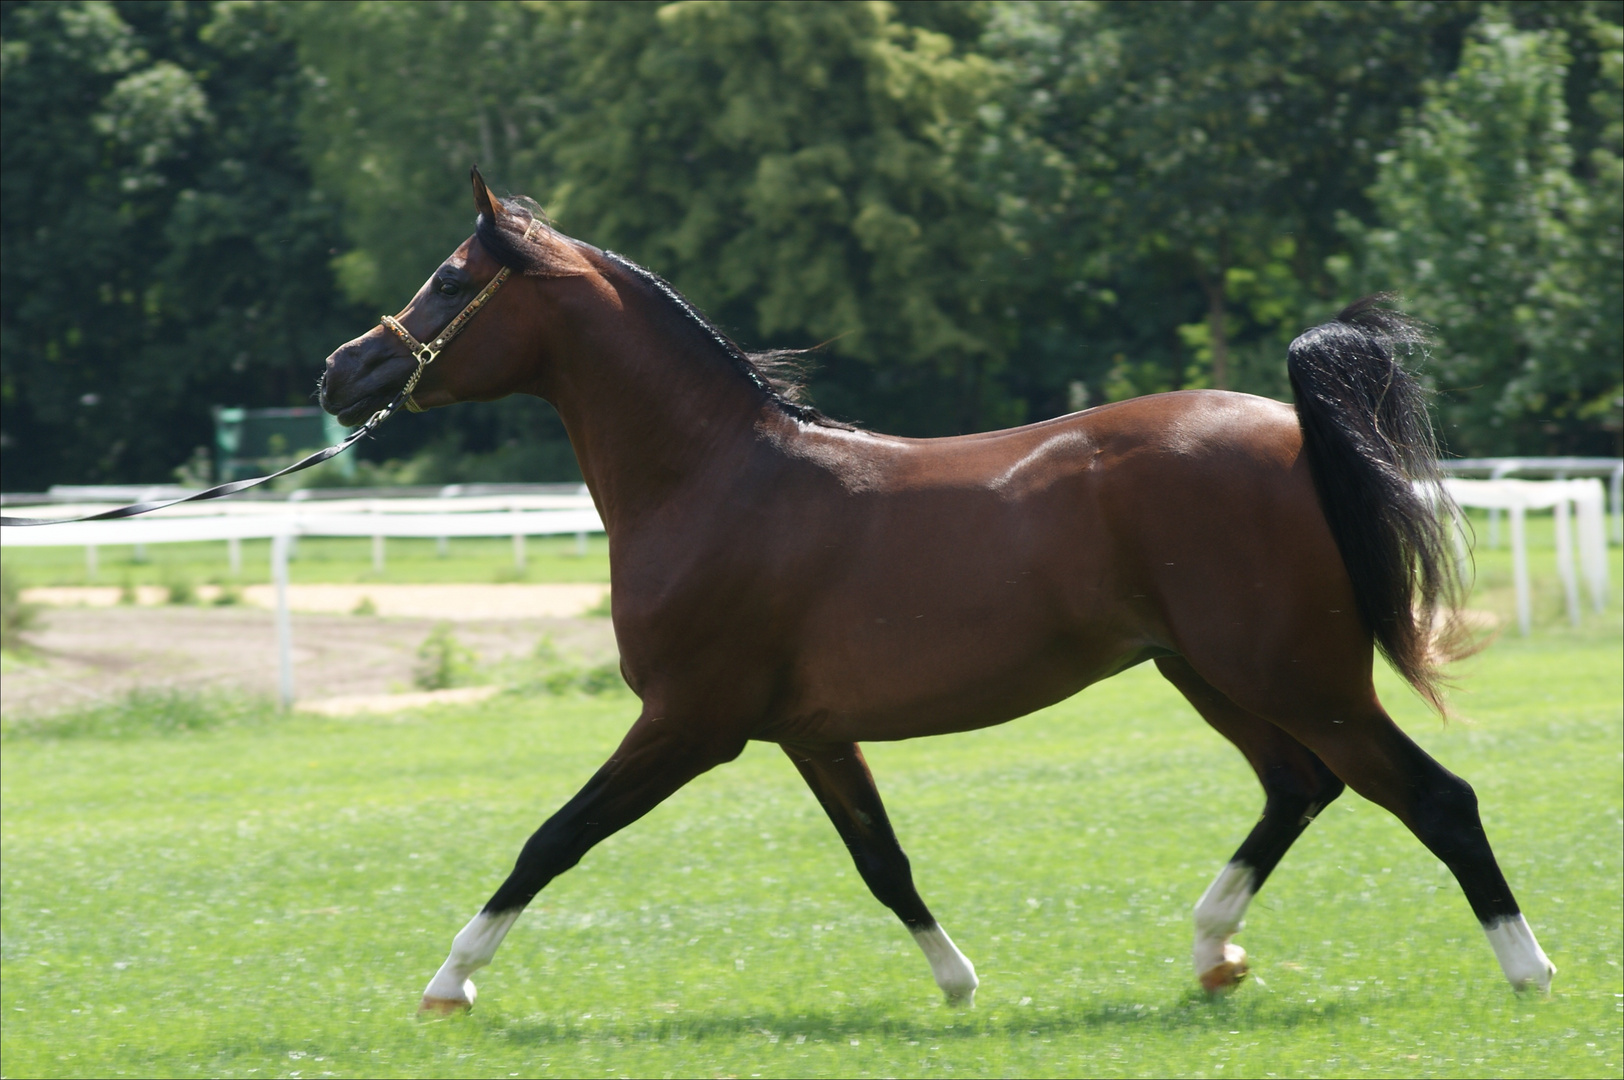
left=3, top=1, right=1620, bottom=484
left=0, top=564, right=42, bottom=653
left=162, top=574, right=195, bottom=605
left=0, top=0, right=365, bottom=490
left=412, top=621, right=478, bottom=691
left=541, top=2, right=1016, bottom=433
left=1, top=685, right=275, bottom=740
left=505, top=634, right=626, bottom=697
left=1347, top=15, right=1623, bottom=455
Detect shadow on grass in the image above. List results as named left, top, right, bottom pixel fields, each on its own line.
left=465, top=993, right=1349, bottom=1046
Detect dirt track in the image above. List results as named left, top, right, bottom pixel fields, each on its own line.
left=2, top=599, right=618, bottom=718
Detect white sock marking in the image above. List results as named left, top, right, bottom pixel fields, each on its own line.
left=422, top=909, right=521, bottom=1006
left=912, top=923, right=978, bottom=1006
left=1483, top=914, right=1555, bottom=992
left=1192, top=862, right=1255, bottom=977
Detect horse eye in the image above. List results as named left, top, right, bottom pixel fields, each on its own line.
left=438, top=280, right=460, bottom=297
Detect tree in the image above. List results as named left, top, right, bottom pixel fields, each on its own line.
left=982, top=1, right=1480, bottom=409
left=0, top=0, right=361, bottom=489
left=1347, top=15, right=1622, bottom=455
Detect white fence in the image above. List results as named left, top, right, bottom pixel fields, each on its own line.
left=2, top=494, right=605, bottom=708
left=1440, top=478, right=1609, bottom=636
left=3, top=469, right=1615, bottom=701
left=1442, top=457, right=1623, bottom=545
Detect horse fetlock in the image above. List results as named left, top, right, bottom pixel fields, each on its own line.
left=912, top=924, right=979, bottom=1005
left=1484, top=914, right=1555, bottom=994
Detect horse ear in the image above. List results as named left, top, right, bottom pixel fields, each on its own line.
left=471, top=166, right=505, bottom=227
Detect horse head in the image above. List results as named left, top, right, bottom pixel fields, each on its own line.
left=319, top=167, right=594, bottom=426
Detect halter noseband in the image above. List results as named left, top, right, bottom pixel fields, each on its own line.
left=378, top=216, right=538, bottom=412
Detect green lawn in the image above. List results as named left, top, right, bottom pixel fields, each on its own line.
left=2, top=533, right=612, bottom=588
left=2, top=614, right=1619, bottom=1076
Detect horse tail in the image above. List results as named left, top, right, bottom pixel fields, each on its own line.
left=1286, top=295, right=1470, bottom=714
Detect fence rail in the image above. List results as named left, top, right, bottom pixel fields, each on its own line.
left=2, top=500, right=606, bottom=710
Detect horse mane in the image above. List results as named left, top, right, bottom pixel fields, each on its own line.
left=476, top=197, right=853, bottom=430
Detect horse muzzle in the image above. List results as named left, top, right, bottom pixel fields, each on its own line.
left=320, top=332, right=417, bottom=427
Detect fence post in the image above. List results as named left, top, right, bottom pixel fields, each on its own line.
left=438, top=484, right=459, bottom=557
left=1510, top=505, right=1530, bottom=636
left=228, top=535, right=241, bottom=575
left=85, top=544, right=97, bottom=581
left=272, top=528, right=294, bottom=708
left=1487, top=461, right=1518, bottom=547
left=1577, top=480, right=1609, bottom=611
left=511, top=503, right=526, bottom=572
left=1612, top=463, right=1622, bottom=546
left=371, top=502, right=385, bottom=572
left=1553, top=492, right=1580, bottom=627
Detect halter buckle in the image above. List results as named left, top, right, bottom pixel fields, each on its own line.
left=377, top=263, right=512, bottom=407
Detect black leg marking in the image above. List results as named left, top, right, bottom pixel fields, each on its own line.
left=781, top=742, right=935, bottom=931
left=485, top=715, right=743, bottom=914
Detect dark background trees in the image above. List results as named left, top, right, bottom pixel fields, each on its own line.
left=3, top=0, right=1619, bottom=490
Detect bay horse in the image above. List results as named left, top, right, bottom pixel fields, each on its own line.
left=319, top=169, right=1554, bottom=1013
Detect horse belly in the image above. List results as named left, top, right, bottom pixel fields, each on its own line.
left=778, top=587, right=1135, bottom=743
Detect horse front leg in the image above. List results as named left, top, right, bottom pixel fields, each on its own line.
left=421, top=713, right=744, bottom=1013
left=781, top=741, right=979, bottom=1006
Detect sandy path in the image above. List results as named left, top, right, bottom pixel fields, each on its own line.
left=1, top=603, right=618, bottom=718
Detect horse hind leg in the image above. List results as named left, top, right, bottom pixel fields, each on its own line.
left=1180, top=657, right=1555, bottom=994
left=782, top=741, right=979, bottom=1006
left=1156, top=657, right=1346, bottom=994
left=1282, top=707, right=1555, bottom=992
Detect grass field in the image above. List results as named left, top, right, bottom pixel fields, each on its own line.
left=2, top=605, right=1620, bottom=1076
left=1, top=533, right=613, bottom=588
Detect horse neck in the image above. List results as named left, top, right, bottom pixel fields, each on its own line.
left=540, top=285, right=772, bottom=534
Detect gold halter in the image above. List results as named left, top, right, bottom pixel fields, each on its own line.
left=378, top=217, right=539, bottom=411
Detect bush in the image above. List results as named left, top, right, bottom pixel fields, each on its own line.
left=164, top=577, right=197, bottom=605
left=412, top=622, right=478, bottom=690
left=1, top=687, right=276, bottom=741
left=507, top=635, right=627, bottom=697
left=1, top=565, right=42, bottom=653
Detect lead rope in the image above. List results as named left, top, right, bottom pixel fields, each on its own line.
left=1, top=219, right=536, bottom=528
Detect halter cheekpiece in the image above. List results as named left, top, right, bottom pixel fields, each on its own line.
left=379, top=215, right=539, bottom=411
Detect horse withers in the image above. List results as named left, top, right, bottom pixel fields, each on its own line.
left=317, top=168, right=1554, bottom=1012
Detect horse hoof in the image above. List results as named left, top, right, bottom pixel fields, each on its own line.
left=419, top=995, right=473, bottom=1015
left=1199, top=944, right=1248, bottom=994
left=1510, top=962, right=1555, bottom=996
left=943, top=987, right=977, bottom=1009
